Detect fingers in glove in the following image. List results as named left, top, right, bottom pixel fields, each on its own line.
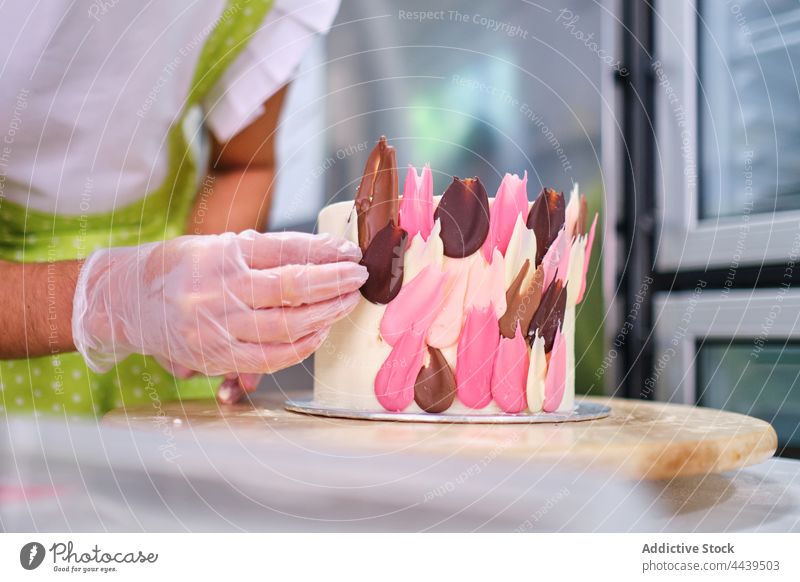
left=238, top=231, right=362, bottom=269
left=154, top=355, right=198, bottom=380
left=228, top=290, right=361, bottom=343
left=217, top=377, right=248, bottom=405
left=240, top=261, right=368, bottom=308
left=231, top=326, right=331, bottom=374
left=237, top=373, right=262, bottom=392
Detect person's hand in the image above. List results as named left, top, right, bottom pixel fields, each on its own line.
left=216, top=373, right=261, bottom=405
left=154, top=355, right=260, bottom=404
left=72, top=230, right=366, bottom=377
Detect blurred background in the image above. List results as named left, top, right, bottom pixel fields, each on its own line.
left=266, top=0, right=800, bottom=458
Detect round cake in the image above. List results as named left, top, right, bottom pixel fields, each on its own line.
left=313, top=136, right=597, bottom=415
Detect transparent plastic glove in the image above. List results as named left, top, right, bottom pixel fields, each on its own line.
left=154, top=355, right=260, bottom=405
left=216, top=374, right=260, bottom=405
left=72, top=230, right=367, bottom=376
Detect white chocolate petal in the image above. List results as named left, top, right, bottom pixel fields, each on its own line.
left=559, top=306, right=576, bottom=412
left=440, top=343, right=458, bottom=372
left=427, top=219, right=444, bottom=268
left=403, top=234, right=427, bottom=283
left=565, top=182, right=580, bottom=239
left=490, top=248, right=507, bottom=318
left=504, top=215, right=536, bottom=287
left=526, top=334, right=547, bottom=412
left=566, top=236, right=586, bottom=306
left=462, top=253, right=487, bottom=309
left=402, top=220, right=443, bottom=284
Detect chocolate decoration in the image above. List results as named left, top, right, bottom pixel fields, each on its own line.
left=434, top=176, right=490, bottom=258
left=414, top=346, right=457, bottom=413
left=359, top=221, right=407, bottom=304
left=527, top=279, right=567, bottom=352
left=499, top=260, right=544, bottom=339
left=355, top=136, right=399, bottom=252
left=577, top=194, right=588, bottom=236
left=527, top=187, right=565, bottom=264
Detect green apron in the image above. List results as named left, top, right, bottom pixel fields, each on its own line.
left=0, top=0, right=274, bottom=417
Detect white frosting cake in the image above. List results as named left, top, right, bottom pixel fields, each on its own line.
left=312, top=137, right=596, bottom=415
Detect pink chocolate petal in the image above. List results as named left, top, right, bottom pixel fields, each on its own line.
left=380, top=265, right=446, bottom=346
left=375, top=328, right=426, bottom=411
left=543, top=327, right=566, bottom=412
left=481, top=172, right=529, bottom=261
left=456, top=306, right=500, bottom=409
left=576, top=214, right=598, bottom=304
left=490, top=324, right=530, bottom=413
left=399, top=164, right=434, bottom=242
left=428, top=258, right=470, bottom=348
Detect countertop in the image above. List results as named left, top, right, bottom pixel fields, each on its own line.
left=1, top=389, right=797, bottom=532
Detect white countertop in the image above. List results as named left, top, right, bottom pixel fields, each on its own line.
left=1, top=416, right=798, bottom=532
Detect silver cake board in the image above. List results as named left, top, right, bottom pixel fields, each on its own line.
left=284, top=400, right=610, bottom=424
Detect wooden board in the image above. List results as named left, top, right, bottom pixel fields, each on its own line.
left=104, top=393, right=777, bottom=480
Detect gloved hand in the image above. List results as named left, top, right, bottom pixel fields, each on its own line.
left=153, top=355, right=260, bottom=404
left=72, top=230, right=366, bottom=377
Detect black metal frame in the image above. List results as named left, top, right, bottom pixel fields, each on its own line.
left=617, top=0, right=656, bottom=398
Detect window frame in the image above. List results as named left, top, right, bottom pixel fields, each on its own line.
left=654, top=0, right=800, bottom=271
left=653, top=287, right=800, bottom=404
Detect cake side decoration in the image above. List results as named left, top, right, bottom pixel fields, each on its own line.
left=354, top=135, right=399, bottom=252
left=434, top=177, right=491, bottom=258
left=499, top=259, right=543, bottom=339
left=313, top=135, right=598, bottom=416
left=543, top=327, right=567, bottom=412
left=399, top=164, right=434, bottom=242
left=491, top=324, right=530, bottom=413
left=359, top=221, right=406, bottom=304
left=527, top=278, right=567, bottom=353
left=576, top=214, right=598, bottom=303
left=527, top=186, right=566, bottom=264
left=455, top=305, right=500, bottom=409
left=481, top=172, right=529, bottom=261
left=380, top=265, right=447, bottom=346
left=504, top=214, right=538, bottom=287
left=525, top=334, right=548, bottom=411
left=374, top=327, right=426, bottom=411
left=427, top=256, right=468, bottom=348
left=413, top=346, right=457, bottom=413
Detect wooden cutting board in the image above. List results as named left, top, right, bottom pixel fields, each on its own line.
left=104, top=393, right=777, bottom=480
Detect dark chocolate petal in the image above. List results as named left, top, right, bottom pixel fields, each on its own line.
left=414, top=346, right=457, bottom=413
left=499, top=261, right=544, bottom=339
left=434, top=176, right=490, bottom=258
left=355, top=136, right=399, bottom=252
left=577, top=194, right=588, bottom=237
left=527, top=279, right=567, bottom=352
left=527, top=187, right=565, bottom=264
left=359, top=221, right=407, bottom=304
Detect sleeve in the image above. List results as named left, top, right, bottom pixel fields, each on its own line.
left=203, top=0, right=341, bottom=142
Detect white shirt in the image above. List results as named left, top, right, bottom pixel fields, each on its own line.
left=0, top=0, right=339, bottom=216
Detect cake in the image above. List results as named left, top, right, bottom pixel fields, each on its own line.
left=313, top=136, right=597, bottom=415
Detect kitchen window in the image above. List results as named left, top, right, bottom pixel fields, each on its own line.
left=625, top=0, right=800, bottom=457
